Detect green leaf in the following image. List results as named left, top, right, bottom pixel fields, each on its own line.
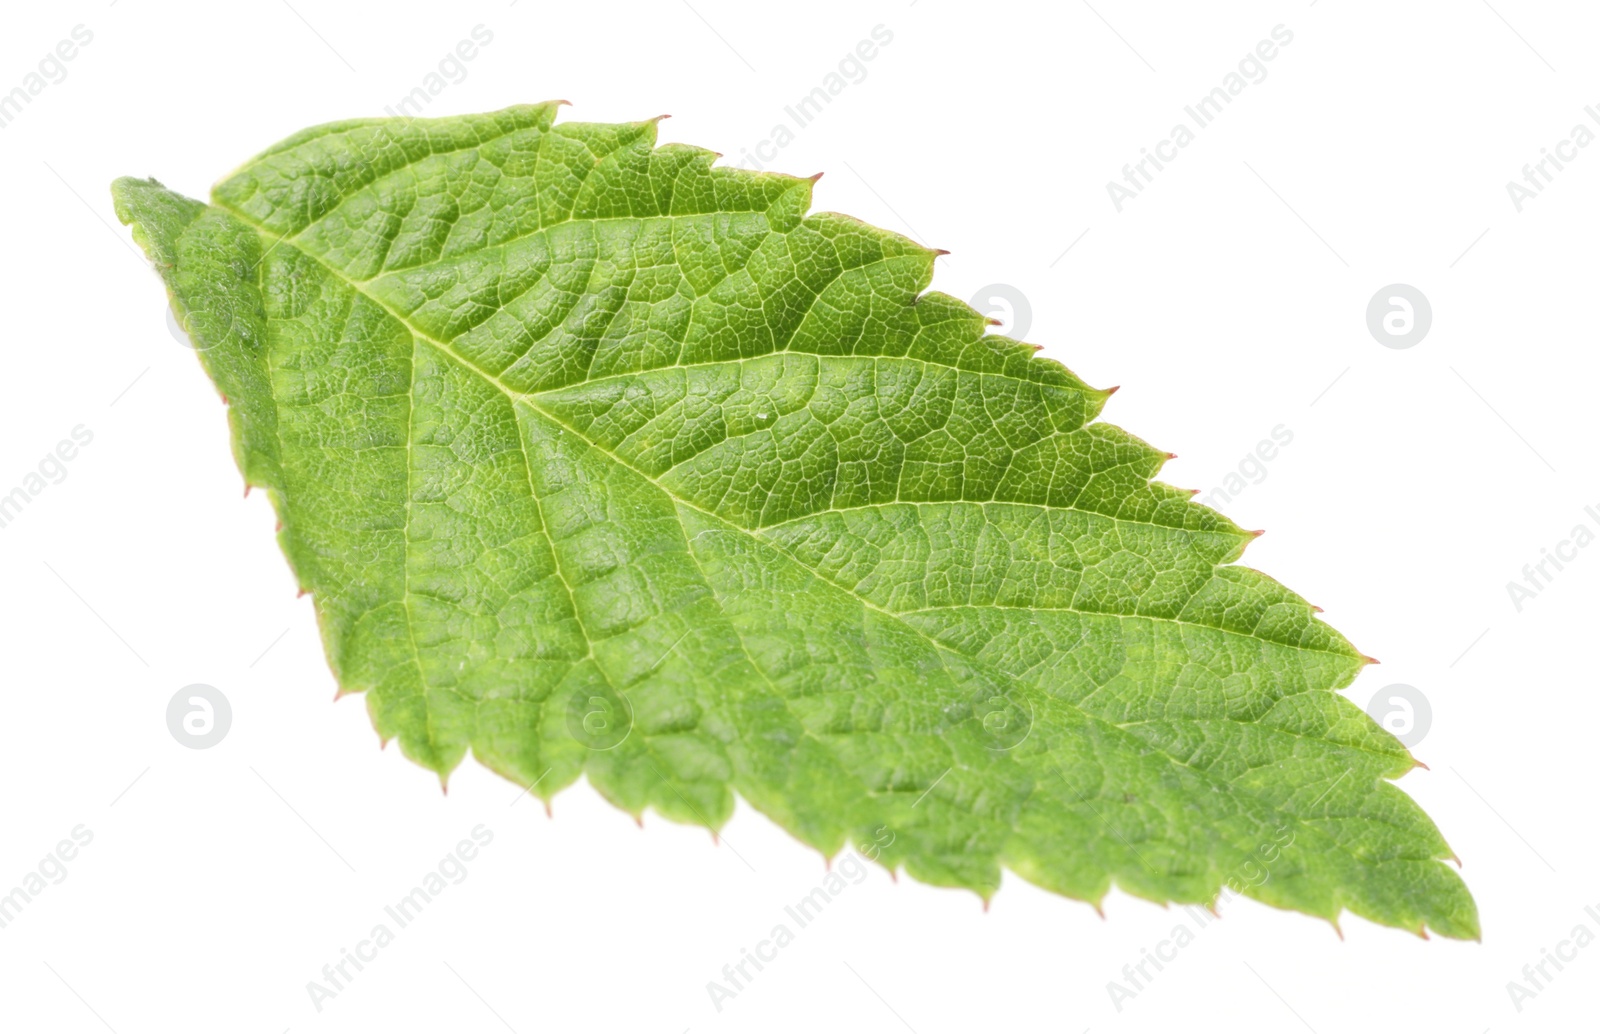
left=112, top=103, right=1476, bottom=938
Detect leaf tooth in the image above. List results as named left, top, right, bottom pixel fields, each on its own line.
left=632, top=114, right=666, bottom=147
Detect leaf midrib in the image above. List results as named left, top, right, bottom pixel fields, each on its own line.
left=224, top=194, right=1317, bottom=671
left=215, top=197, right=1400, bottom=874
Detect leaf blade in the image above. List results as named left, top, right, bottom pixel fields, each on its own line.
left=112, top=104, right=1477, bottom=939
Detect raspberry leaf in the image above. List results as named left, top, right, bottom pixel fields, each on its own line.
left=112, top=104, right=1476, bottom=938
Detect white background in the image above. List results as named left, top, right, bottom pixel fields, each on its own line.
left=1, top=0, right=1596, bottom=1030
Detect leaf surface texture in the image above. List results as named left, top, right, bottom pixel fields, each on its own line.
left=113, top=104, right=1476, bottom=938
